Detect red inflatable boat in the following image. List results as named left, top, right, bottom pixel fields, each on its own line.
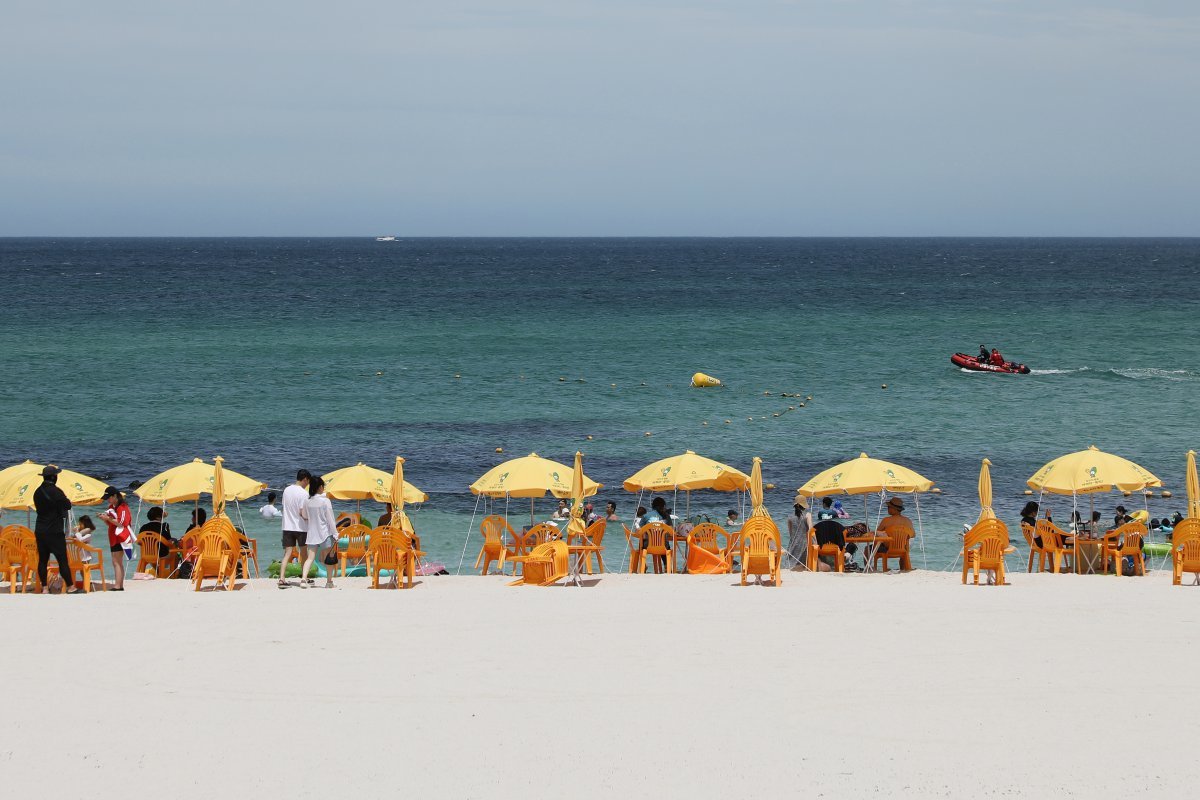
left=951, top=353, right=1030, bottom=374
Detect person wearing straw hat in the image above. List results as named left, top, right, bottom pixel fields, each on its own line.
left=32, top=465, right=80, bottom=594
left=875, top=497, right=915, bottom=561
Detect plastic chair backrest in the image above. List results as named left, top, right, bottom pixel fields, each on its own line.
left=480, top=515, right=513, bottom=546
left=1111, top=522, right=1146, bottom=554
left=885, top=520, right=915, bottom=553
left=368, top=531, right=403, bottom=570
left=688, top=523, right=723, bottom=553
left=641, top=523, right=674, bottom=555
left=524, top=523, right=561, bottom=547
left=1020, top=522, right=1038, bottom=549
left=965, top=519, right=1010, bottom=551
left=340, top=524, right=371, bottom=557
left=1035, top=520, right=1066, bottom=552
left=740, top=516, right=782, bottom=549
left=578, top=518, right=606, bottom=546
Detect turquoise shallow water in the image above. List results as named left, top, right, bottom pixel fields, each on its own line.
left=1, top=237, right=1197, bottom=570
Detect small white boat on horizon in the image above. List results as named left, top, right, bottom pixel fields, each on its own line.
left=375, top=235, right=397, bottom=242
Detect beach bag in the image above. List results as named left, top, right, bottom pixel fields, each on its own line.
left=323, top=540, right=339, bottom=566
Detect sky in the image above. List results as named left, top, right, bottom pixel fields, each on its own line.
left=1, top=1, right=1198, bottom=236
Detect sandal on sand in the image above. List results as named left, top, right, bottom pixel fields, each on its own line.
left=324, top=581, right=335, bottom=589
left=65, top=587, right=82, bottom=595
left=299, top=581, right=308, bottom=588
left=277, top=580, right=288, bottom=589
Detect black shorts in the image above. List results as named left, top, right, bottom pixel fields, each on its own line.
left=110, top=543, right=124, bottom=554
left=282, top=530, right=306, bottom=548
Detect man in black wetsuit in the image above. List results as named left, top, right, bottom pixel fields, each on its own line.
left=33, top=465, right=77, bottom=593
left=978, top=345, right=989, bottom=364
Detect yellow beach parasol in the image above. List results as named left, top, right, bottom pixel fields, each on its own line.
left=977, top=458, right=995, bottom=521
left=212, top=456, right=227, bottom=519
left=568, top=451, right=587, bottom=539
left=470, top=452, right=601, bottom=499
left=0, top=461, right=110, bottom=510
left=322, top=462, right=428, bottom=504
left=798, top=453, right=934, bottom=497
left=1027, top=446, right=1161, bottom=495
left=1187, top=450, right=1199, bottom=520
left=748, top=456, right=770, bottom=519
left=389, top=456, right=415, bottom=533
left=135, top=458, right=266, bottom=504
left=623, top=451, right=750, bottom=493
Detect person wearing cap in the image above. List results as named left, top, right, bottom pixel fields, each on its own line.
left=874, top=497, right=915, bottom=565
left=785, top=498, right=812, bottom=569
left=98, top=486, right=133, bottom=591
left=583, top=502, right=599, bottom=524
left=32, top=465, right=79, bottom=594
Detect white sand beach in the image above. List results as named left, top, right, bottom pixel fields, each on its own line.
left=6, top=570, right=1199, bottom=799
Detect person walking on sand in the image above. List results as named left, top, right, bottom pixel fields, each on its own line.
left=33, top=465, right=79, bottom=594
left=98, top=486, right=133, bottom=591
left=300, top=476, right=338, bottom=589
left=279, top=469, right=311, bottom=588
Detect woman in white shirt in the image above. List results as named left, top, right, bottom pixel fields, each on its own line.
left=300, top=476, right=339, bottom=588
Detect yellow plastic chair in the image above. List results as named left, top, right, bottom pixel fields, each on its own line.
left=623, top=525, right=644, bottom=573
left=1101, top=522, right=1147, bottom=577
left=1171, top=520, right=1200, bottom=586
left=872, top=521, right=915, bottom=572
left=740, top=517, right=782, bottom=586
left=507, top=540, right=569, bottom=586
left=239, top=533, right=260, bottom=578
left=191, top=519, right=239, bottom=591
left=570, top=519, right=607, bottom=574
left=1020, top=522, right=1047, bottom=572
left=1035, top=520, right=1074, bottom=573
left=1, top=525, right=38, bottom=593
left=638, top=523, right=675, bottom=574
left=721, top=525, right=743, bottom=573
left=135, top=530, right=178, bottom=577
left=49, top=538, right=106, bottom=592
left=338, top=524, right=372, bottom=577
left=474, top=515, right=517, bottom=576
left=961, top=519, right=1014, bottom=585
left=367, top=531, right=399, bottom=588
left=688, top=523, right=724, bottom=554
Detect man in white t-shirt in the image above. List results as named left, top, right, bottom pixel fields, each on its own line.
left=279, top=470, right=311, bottom=588
left=260, top=492, right=280, bottom=520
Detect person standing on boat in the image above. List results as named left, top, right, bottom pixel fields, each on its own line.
left=978, top=345, right=990, bottom=363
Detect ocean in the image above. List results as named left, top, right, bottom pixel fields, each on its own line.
left=1, top=237, right=1197, bottom=571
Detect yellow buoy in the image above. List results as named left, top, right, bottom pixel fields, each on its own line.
left=495, top=447, right=503, bottom=453
left=586, top=435, right=593, bottom=440
left=1023, top=489, right=1033, bottom=495
left=691, top=372, right=722, bottom=388
left=932, top=488, right=942, bottom=494
left=765, top=483, right=775, bottom=490
left=1162, top=490, right=1174, bottom=498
